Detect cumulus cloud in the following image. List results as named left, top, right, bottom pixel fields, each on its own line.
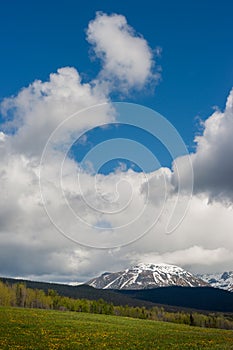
left=174, top=88, right=233, bottom=204
left=87, top=12, right=158, bottom=91
left=1, top=67, right=112, bottom=157
left=193, top=89, right=233, bottom=203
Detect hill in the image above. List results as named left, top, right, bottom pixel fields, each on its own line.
left=0, top=277, right=153, bottom=308
left=1, top=307, right=233, bottom=349
left=117, top=286, right=233, bottom=312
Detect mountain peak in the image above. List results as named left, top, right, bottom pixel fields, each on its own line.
left=86, top=263, right=208, bottom=290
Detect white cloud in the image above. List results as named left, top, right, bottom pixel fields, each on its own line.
left=175, top=88, right=233, bottom=204
left=192, top=89, right=233, bottom=203
left=87, top=12, right=158, bottom=92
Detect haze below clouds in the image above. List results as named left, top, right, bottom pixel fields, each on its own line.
left=0, top=12, right=233, bottom=282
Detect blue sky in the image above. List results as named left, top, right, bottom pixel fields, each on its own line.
left=1, top=0, right=233, bottom=170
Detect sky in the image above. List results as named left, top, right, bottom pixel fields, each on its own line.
left=0, top=0, right=233, bottom=282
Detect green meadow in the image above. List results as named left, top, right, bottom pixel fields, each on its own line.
left=0, top=307, right=233, bottom=349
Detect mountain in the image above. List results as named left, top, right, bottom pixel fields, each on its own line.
left=197, top=271, right=233, bottom=292
left=86, top=263, right=208, bottom=290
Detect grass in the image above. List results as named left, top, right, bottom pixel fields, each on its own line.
left=0, top=307, right=233, bottom=349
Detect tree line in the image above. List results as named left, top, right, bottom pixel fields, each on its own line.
left=0, top=280, right=232, bottom=330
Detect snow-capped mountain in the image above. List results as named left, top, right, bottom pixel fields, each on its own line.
left=86, top=263, right=208, bottom=290
left=197, top=271, right=233, bottom=292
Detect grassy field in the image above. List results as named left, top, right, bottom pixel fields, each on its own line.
left=0, top=307, right=233, bottom=349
